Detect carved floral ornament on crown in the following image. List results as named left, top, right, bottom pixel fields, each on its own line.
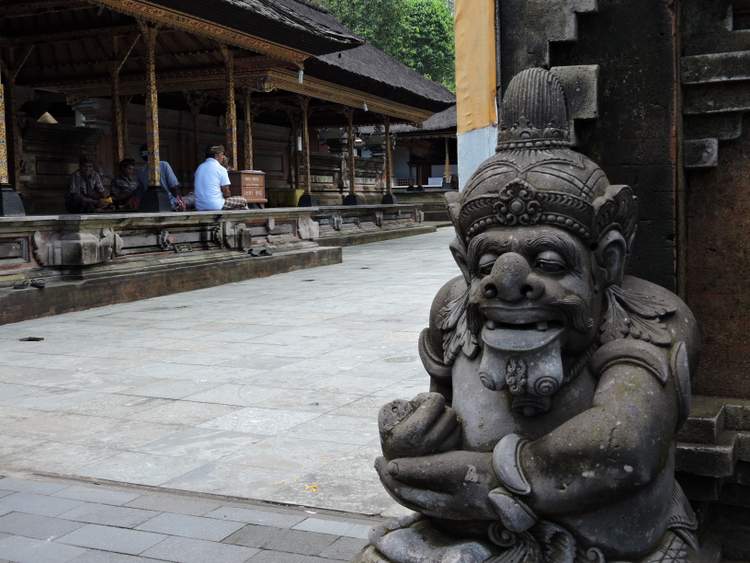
left=494, top=179, right=542, bottom=226
left=460, top=178, right=596, bottom=243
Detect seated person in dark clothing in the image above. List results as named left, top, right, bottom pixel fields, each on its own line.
left=65, top=156, right=111, bottom=213
left=137, top=144, right=185, bottom=211
left=111, top=158, right=139, bottom=210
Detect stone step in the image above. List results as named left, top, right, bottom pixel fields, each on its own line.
left=678, top=430, right=740, bottom=478
left=684, top=81, right=750, bottom=115
left=682, top=50, right=750, bottom=85
left=685, top=113, right=745, bottom=142
left=679, top=397, right=750, bottom=444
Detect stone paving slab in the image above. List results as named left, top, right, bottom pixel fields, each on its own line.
left=0, top=229, right=457, bottom=516
left=0, top=475, right=378, bottom=562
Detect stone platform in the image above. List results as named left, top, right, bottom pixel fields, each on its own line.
left=391, top=189, right=453, bottom=222
left=313, top=204, right=433, bottom=247
left=0, top=204, right=429, bottom=324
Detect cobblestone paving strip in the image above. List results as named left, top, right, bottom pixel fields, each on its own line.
left=0, top=475, right=380, bottom=562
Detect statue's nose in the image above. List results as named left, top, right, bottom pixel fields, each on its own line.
left=481, top=253, right=543, bottom=303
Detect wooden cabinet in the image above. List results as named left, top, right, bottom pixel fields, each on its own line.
left=229, top=170, right=267, bottom=204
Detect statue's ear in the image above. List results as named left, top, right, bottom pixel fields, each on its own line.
left=449, top=236, right=471, bottom=283
left=595, top=230, right=627, bottom=286
left=445, top=192, right=471, bottom=282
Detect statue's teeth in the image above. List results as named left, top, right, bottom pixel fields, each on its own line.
left=536, top=321, right=549, bottom=331
left=486, top=320, right=497, bottom=330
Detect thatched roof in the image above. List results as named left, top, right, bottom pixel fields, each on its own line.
left=391, top=104, right=457, bottom=135
left=271, top=1, right=456, bottom=110
left=149, top=0, right=363, bottom=55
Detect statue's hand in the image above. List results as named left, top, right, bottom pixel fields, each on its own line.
left=375, top=451, right=499, bottom=521
left=378, top=392, right=461, bottom=460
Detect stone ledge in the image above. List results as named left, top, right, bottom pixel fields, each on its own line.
left=317, top=225, right=436, bottom=247
left=0, top=246, right=342, bottom=325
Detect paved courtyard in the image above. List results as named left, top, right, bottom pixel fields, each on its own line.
left=0, top=229, right=458, bottom=518
left=0, top=474, right=377, bottom=563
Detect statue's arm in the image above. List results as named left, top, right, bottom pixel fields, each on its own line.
left=512, top=362, right=678, bottom=516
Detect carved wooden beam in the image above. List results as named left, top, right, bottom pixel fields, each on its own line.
left=23, top=56, right=281, bottom=95
left=254, top=69, right=433, bottom=123
left=1, top=0, right=90, bottom=18
left=0, top=25, right=138, bottom=47
left=87, top=0, right=310, bottom=66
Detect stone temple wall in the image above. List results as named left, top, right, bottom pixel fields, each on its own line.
left=494, top=0, right=750, bottom=558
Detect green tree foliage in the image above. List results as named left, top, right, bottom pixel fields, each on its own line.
left=320, top=0, right=407, bottom=61
left=317, top=0, right=455, bottom=91
left=401, top=0, right=455, bottom=90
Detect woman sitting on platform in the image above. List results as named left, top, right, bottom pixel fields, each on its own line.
left=193, top=145, right=247, bottom=211
left=65, top=156, right=112, bottom=213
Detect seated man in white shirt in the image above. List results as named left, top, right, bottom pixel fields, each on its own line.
left=193, top=145, right=248, bottom=211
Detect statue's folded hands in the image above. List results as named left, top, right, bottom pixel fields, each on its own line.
left=374, top=450, right=502, bottom=521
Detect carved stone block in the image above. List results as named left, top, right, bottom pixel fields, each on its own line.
left=550, top=65, right=600, bottom=121
left=685, top=138, right=719, bottom=168
left=33, top=229, right=119, bottom=266
left=297, top=216, right=320, bottom=240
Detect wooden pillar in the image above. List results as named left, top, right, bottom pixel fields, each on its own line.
left=111, top=68, right=125, bottom=164
left=221, top=46, right=238, bottom=170
left=443, top=136, right=451, bottom=184
left=382, top=116, right=397, bottom=204
left=296, top=97, right=314, bottom=207
left=243, top=89, right=254, bottom=170
left=384, top=117, right=393, bottom=195
left=6, top=47, right=32, bottom=193
left=111, top=35, right=138, bottom=166
left=141, top=23, right=160, bottom=188
left=0, top=69, right=8, bottom=187
left=300, top=97, right=311, bottom=195
left=0, top=60, right=25, bottom=215
left=346, top=109, right=355, bottom=196
left=287, top=111, right=299, bottom=191
left=184, top=91, right=206, bottom=167
left=342, top=108, right=360, bottom=205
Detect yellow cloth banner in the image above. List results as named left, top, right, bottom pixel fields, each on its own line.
left=455, top=0, right=497, bottom=134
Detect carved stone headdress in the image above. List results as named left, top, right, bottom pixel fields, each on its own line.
left=451, top=68, right=637, bottom=247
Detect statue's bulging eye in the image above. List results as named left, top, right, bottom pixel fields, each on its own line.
left=534, top=250, right=566, bottom=274
left=478, top=253, right=498, bottom=276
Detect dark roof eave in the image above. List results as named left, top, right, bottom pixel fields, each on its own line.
left=147, top=0, right=363, bottom=56
left=306, top=58, right=455, bottom=112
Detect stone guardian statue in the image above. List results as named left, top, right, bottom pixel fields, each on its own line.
left=355, top=68, right=699, bottom=563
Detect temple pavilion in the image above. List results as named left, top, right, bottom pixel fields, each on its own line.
left=0, top=0, right=454, bottom=214
left=0, top=0, right=454, bottom=323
